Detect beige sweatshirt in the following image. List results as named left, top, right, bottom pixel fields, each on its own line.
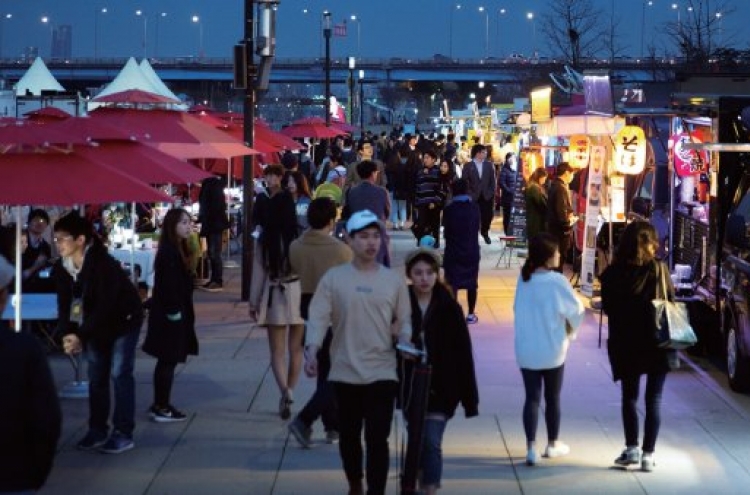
left=306, top=263, right=412, bottom=384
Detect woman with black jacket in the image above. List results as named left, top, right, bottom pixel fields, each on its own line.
left=600, top=221, right=678, bottom=472
left=401, top=248, right=479, bottom=494
left=142, top=208, right=198, bottom=422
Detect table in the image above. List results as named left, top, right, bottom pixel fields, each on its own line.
left=495, top=236, right=520, bottom=269
left=109, top=247, right=156, bottom=286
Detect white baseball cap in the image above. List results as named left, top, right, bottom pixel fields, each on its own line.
left=346, top=209, right=382, bottom=236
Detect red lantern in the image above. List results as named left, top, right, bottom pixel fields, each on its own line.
left=669, top=132, right=708, bottom=177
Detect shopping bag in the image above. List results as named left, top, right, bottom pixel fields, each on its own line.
left=652, top=262, right=698, bottom=350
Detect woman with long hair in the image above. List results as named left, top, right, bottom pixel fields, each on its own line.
left=514, top=233, right=584, bottom=465
left=286, top=170, right=313, bottom=235
left=600, top=221, right=677, bottom=472
left=525, top=168, right=548, bottom=239
left=402, top=248, right=478, bottom=494
left=250, top=164, right=304, bottom=420
left=142, top=208, right=199, bottom=422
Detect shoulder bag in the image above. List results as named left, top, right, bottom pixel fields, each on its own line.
left=652, top=262, right=698, bottom=350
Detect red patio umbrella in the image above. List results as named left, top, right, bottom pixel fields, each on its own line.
left=24, top=107, right=72, bottom=120
left=92, top=89, right=181, bottom=105
left=77, top=141, right=213, bottom=184
left=0, top=119, right=90, bottom=146
left=44, top=116, right=136, bottom=141
left=280, top=121, right=342, bottom=139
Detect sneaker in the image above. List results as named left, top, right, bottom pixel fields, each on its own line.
left=614, top=447, right=641, bottom=466
left=526, top=448, right=538, bottom=466
left=76, top=430, right=108, bottom=451
left=466, top=314, right=479, bottom=325
left=543, top=441, right=570, bottom=458
left=326, top=430, right=340, bottom=444
left=641, top=453, right=655, bottom=472
left=279, top=394, right=293, bottom=420
left=98, top=431, right=134, bottom=454
left=200, top=281, right=223, bottom=293
left=149, top=404, right=187, bottom=423
left=288, top=417, right=312, bottom=448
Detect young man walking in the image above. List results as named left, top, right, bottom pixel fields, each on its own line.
left=304, top=210, right=412, bottom=495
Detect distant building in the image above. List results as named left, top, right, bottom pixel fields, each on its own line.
left=52, top=25, right=72, bottom=59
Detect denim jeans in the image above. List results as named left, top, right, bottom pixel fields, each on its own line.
left=206, top=231, right=223, bottom=284
left=420, top=415, right=448, bottom=487
left=620, top=372, right=667, bottom=453
left=520, top=365, right=565, bottom=443
left=86, top=323, right=141, bottom=438
left=389, top=193, right=407, bottom=227
left=334, top=380, right=397, bottom=495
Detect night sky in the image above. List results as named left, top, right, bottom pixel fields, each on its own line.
left=0, top=1, right=746, bottom=60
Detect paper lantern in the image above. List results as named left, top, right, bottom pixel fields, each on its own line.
left=669, top=132, right=709, bottom=177
left=614, top=125, right=647, bottom=175
left=568, top=134, right=591, bottom=169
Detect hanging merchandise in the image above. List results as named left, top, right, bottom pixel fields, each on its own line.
left=568, top=134, right=591, bottom=169
left=669, top=132, right=709, bottom=177
left=580, top=145, right=606, bottom=298
left=614, top=125, right=647, bottom=175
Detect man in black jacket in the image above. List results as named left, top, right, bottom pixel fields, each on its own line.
left=54, top=212, right=144, bottom=454
left=498, top=152, right=518, bottom=235
left=546, top=162, right=578, bottom=272
left=198, top=176, right=230, bottom=292
left=0, top=254, right=61, bottom=492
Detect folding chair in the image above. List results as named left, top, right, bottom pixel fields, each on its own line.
left=495, top=235, right=518, bottom=269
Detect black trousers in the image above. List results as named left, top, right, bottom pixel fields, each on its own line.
left=501, top=201, right=513, bottom=235
left=477, top=196, right=494, bottom=237
left=416, top=205, right=442, bottom=247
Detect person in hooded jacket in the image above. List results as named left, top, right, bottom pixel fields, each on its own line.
left=401, top=247, right=479, bottom=494
left=600, top=221, right=678, bottom=472
left=142, top=208, right=199, bottom=423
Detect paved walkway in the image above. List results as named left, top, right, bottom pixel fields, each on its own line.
left=41, top=224, right=750, bottom=494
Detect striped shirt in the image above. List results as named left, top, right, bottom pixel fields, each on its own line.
left=414, top=166, right=445, bottom=207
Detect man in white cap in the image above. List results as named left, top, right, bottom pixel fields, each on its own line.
left=0, top=255, right=62, bottom=493
left=304, top=210, right=412, bottom=495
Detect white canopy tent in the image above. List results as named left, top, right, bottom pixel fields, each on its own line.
left=14, top=57, right=65, bottom=96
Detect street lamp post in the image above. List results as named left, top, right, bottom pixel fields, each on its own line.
left=94, top=8, right=107, bottom=59
left=348, top=56, right=355, bottom=123
left=526, top=12, right=536, bottom=59
left=323, top=11, right=332, bottom=127
left=359, top=69, right=365, bottom=140
left=155, top=12, right=167, bottom=59
left=478, top=6, right=489, bottom=59
left=448, top=3, right=462, bottom=59
left=0, top=13, right=11, bottom=60
left=192, top=15, right=203, bottom=59
left=350, top=14, right=361, bottom=59
left=135, top=10, right=147, bottom=59
left=496, top=8, right=506, bottom=58
left=41, top=16, right=52, bottom=58
left=716, top=11, right=724, bottom=47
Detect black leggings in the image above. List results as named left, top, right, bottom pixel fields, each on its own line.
left=620, top=372, right=667, bottom=453
left=154, top=360, right=177, bottom=407
left=520, top=365, right=565, bottom=443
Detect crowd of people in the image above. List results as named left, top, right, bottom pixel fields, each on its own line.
left=0, top=126, right=680, bottom=494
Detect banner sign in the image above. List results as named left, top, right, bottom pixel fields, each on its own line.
left=580, top=145, right=605, bottom=297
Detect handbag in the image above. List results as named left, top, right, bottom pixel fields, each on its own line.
left=651, top=262, right=698, bottom=350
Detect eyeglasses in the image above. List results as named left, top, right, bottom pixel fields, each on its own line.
left=53, top=235, right=73, bottom=243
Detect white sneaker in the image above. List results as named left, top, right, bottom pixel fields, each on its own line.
left=543, top=441, right=570, bottom=458
left=526, top=448, right=538, bottom=466
left=641, top=453, right=655, bottom=472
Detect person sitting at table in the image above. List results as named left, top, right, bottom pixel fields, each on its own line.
left=0, top=253, right=62, bottom=493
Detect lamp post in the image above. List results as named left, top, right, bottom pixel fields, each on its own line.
left=496, top=8, right=506, bottom=58
left=359, top=69, right=365, bottom=140
left=448, top=3, right=462, bottom=59
left=191, top=15, right=203, bottom=59
left=0, top=13, right=11, bottom=60
left=41, top=16, right=52, bottom=58
left=323, top=11, right=332, bottom=127
left=526, top=12, right=536, bottom=59
left=350, top=14, right=361, bottom=59
left=478, top=6, right=489, bottom=59
left=135, top=9, right=147, bottom=58
left=716, top=11, right=724, bottom=47
left=154, top=12, right=167, bottom=59
left=348, top=56, right=355, bottom=123
left=94, top=8, right=107, bottom=59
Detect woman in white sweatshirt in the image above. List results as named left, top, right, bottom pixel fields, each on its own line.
left=513, top=233, right=584, bottom=466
